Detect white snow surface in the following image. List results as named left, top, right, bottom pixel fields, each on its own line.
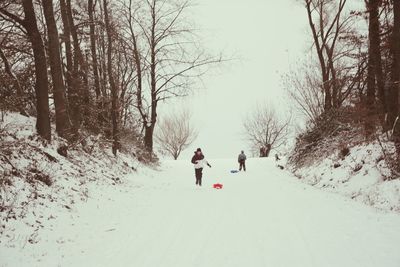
left=2, top=158, right=400, bottom=267
left=292, top=141, right=400, bottom=212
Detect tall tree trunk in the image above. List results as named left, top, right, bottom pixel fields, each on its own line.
left=391, top=0, right=400, bottom=167
left=42, top=0, right=70, bottom=138
left=22, top=0, right=51, bottom=141
left=305, top=0, right=332, bottom=112
left=365, top=0, right=379, bottom=137
left=389, top=1, right=400, bottom=128
left=144, top=124, right=155, bottom=152
left=88, top=0, right=102, bottom=127
left=127, top=0, right=147, bottom=145
left=323, top=74, right=332, bottom=111
left=144, top=1, right=158, bottom=153
left=103, top=0, right=119, bottom=155
left=66, top=0, right=89, bottom=126
left=97, top=1, right=109, bottom=128
left=370, top=0, right=385, bottom=112
left=328, top=50, right=339, bottom=109
left=305, top=0, right=347, bottom=112
left=98, top=3, right=108, bottom=99
left=60, top=0, right=79, bottom=133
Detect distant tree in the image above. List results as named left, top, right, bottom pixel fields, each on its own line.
left=243, top=106, right=290, bottom=157
left=155, top=110, right=198, bottom=160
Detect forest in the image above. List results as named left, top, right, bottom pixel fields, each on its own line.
left=284, top=0, right=400, bottom=179
left=1, top=1, right=400, bottom=168
left=0, top=0, right=220, bottom=160
left=2, top=1, right=400, bottom=266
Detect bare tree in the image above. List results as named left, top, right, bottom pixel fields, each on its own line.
left=66, top=0, right=90, bottom=120
left=286, top=0, right=367, bottom=135
left=59, top=0, right=78, bottom=131
left=0, top=18, right=26, bottom=115
left=155, top=110, right=198, bottom=160
left=120, top=0, right=222, bottom=153
left=366, top=0, right=384, bottom=111
left=0, top=0, right=51, bottom=141
left=0, top=45, right=26, bottom=115
left=305, top=0, right=352, bottom=111
left=88, top=0, right=101, bottom=103
left=388, top=1, right=400, bottom=128
left=390, top=0, right=400, bottom=167
left=103, top=0, right=120, bottom=156
left=283, top=60, right=325, bottom=125
left=363, top=0, right=386, bottom=137
left=243, top=106, right=290, bottom=157
left=42, top=0, right=70, bottom=138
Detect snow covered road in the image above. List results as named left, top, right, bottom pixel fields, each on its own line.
left=2, top=158, right=400, bottom=267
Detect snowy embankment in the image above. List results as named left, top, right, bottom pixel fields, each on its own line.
left=2, top=157, right=400, bottom=267
left=290, top=140, right=400, bottom=212
left=0, top=113, right=142, bottom=246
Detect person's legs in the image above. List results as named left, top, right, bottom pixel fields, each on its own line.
left=239, top=161, right=244, bottom=171
left=195, top=169, right=200, bottom=185
left=195, top=168, right=203, bottom=186
left=243, top=161, right=246, bottom=171
left=199, top=168, right=203, bottom=186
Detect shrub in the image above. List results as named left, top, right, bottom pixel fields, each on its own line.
left=288, top=107, right=362, bottom=169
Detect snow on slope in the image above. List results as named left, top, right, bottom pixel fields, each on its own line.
left=0, top=113, right=141, bottom=248
left=1, top=158, right=400, bottom=267
left=291, top=141, right=400, bottom=212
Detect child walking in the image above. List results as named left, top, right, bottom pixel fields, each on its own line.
left=238, top=150, right=247, bottom=171
left=191, top=148, right=211, bottom=186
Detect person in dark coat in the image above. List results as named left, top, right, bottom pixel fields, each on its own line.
left=238, top=150, right=247, bottom=171
left=191, top=148, right=211, bottom=186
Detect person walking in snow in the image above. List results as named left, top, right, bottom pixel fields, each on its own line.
left=191, top=148, right=211, bottom=186
left=238, top=150, right=247, bottom=171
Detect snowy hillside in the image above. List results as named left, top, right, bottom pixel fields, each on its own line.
left=289, top=139, right=400, bottom=212
left=2, top=157, right=400, bottom=267
left=0, top=113, right=143, bottom=248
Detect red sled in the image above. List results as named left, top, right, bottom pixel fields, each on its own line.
left=213, top=183, right=223, bottom=189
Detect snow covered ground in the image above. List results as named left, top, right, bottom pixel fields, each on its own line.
left=0, top=112, right=141, bottom=248
left=1, top=157, right=400, bottom=267
left=292, top=141, right=400, bottom=212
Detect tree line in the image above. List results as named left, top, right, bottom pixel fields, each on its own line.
left=285, top=0, right=400, bottom=170
left=0, top=0, right=220, bottom=157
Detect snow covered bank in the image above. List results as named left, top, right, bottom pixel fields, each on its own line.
left=0, top=112, right=144, bottom=246
left=290, top=139, right=400, bottom=212
left=2, top=158, right=400, bottom=267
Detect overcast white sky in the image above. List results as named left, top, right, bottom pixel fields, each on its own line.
left=159, top=0, right=309, bottom=159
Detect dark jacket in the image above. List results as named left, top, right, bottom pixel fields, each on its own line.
left=191, top=153, right=211, bottom=169
left=238, top=153, right=247, bottom=162
left=191, top=153, right=204, bottom=164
